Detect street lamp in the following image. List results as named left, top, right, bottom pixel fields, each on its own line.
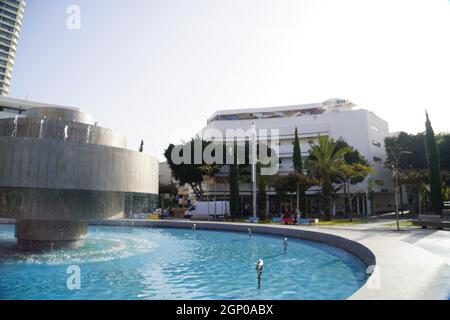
left=251, top=122, right=257, bottom=223
left=392, top=163, right=400, bottom=232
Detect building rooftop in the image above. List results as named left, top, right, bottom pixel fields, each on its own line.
left=207, top=98, right=356, bottom=123
left=0, top=96, right=79, bottom=112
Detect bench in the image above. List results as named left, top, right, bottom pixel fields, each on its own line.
left=412, top=215, right=450, bottom=230
left=282, top=217, right=295, bottom=225
left=297, top=218, right=312, bottom=226
left=278, top=217, right=314, bottom=225
left=249, top=216, right=260, bottom=223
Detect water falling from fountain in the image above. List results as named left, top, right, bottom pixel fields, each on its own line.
left=63, top=125, right=69, bottom=141
left=38, top=117, right=45, bottom=139
left=248, top=228, right=252, bottom=238
left=11, top=115, right=18, bottom=137
left=283, top=237, right=288, bottom=253
left=86, top=126, right=91, bottom=143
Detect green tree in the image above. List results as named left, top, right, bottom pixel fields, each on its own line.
left=334, top=140, right=372, bottom=219
left=385, top=132, right=450, bottom=212
left=397, top=169, right=428, bottom=214
left=424, top=112, right=443, bottom=216
left=159, top=182, right=178, bottom=209
left=437, top=134, right=450, bottom=171
left=385, top=134, right=423, bottom=215
left=386, top=132, right=427, bottom=170
left=164, top=138, right=222, bottom=200
left=339, top=163, right=372, bottom=220
left=270, top=173, right=319, bottom=216
left=442, top=171, right=450, bottom=201
left=305, top=135, right=352, bottom=221
left=437, top=134, right=450, bottom=199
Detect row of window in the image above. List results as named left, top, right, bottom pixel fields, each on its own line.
left=0, top=37, right=11, bottom=47
left=0, top=106, right=22, bottom=114
left=0, top=22, right=14, bottom=33
left=0, top=44, right=11, bottom=53
left=0, top=51, right=9, bottom=59
left=0, top=13, right=17, bottom=26
left=372, top=140, right=381, bottom=148
left=0, top=1, right=19, bottom=13
left=4, top=0, right=22, bottom=6
left=0, top=8, right=17, bottom=20
left=370, top=124, right=380, bottom=133
left=0, top=30, right=15, bottom=40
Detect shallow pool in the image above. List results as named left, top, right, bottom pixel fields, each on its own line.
left=0, top=224, right=368, bottom=300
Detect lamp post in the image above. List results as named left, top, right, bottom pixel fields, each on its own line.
left=392, top=164, right=400, bottom=231
left=251, top=122, right=257, bottom=223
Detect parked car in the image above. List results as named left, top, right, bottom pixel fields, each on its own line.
left=444, top=201, right=450, bottom=210
left=185, top=201, right=230, bottom=219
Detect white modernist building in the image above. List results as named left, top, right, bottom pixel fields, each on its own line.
left=0, top=0, right=25, bottom=96
left=199, top=98, right=394, bottom=217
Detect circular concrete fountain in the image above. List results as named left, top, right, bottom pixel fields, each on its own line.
left=0, top=106, right=158, bottom=250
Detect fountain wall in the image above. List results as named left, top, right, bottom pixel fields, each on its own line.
left=0, top=106, right=159, bottom=249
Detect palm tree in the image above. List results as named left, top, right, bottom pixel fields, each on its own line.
left=305, top=135, right=352, bottom=221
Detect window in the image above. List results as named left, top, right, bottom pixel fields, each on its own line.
left=0, top=107, right=20, bottom=114
left=370, top=124, right=380, bottom=133
left=373, top=156, right=382, bottom=162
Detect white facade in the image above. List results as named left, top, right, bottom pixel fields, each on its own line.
left=200, top=98, right=395, bottom=215
left=0, top=0, right=25, bottom=96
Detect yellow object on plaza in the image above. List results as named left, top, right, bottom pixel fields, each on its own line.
left=150, top=213, right=159, bottom=220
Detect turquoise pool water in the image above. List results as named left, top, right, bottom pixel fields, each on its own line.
left=0, top=224, right=368, bottom=300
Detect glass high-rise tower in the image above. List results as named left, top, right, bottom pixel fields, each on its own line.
left=0, top=0, right=25, bottom=96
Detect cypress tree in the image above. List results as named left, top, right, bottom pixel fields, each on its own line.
left=293, top=127, right=307, bottom=216
left=424, top=111, right=443, bottom=216
left=229, top=143, right=240, bottom=218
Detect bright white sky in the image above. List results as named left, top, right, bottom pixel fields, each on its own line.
left=10, top=0, right=450, bottom=161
